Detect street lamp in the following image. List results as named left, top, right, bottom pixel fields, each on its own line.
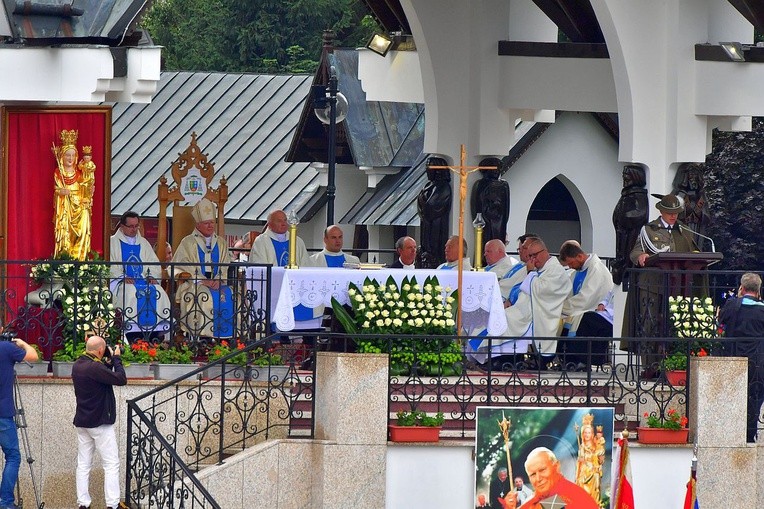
left=312, top=65, right=348, bottom=227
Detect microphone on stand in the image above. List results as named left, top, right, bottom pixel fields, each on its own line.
left=678, top=224, right=716, bottom=253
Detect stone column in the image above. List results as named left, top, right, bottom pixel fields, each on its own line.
left=313, top=352, right=388, bottom=508
left=690, top=356, right=758, bottom=507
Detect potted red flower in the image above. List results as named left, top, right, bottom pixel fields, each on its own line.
left=637, top=408, right=689, bottom=444
left=388, top=410, right=444, bottom=443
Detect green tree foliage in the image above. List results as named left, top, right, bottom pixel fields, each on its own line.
left=703, top=117, right=764, bottom=270
left=141, top=0, right=378, bottom=73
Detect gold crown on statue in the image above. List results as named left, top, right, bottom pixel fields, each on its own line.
left=582, top=413, right=594, bottom=426
left=596, top=425, right=603, bottom=434
left=59, top=129, right=79, bottom=147
left=81, top=145, right=92, bottom=155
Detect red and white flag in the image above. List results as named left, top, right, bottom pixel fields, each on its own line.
left=610, top=431, right=635, bottom=509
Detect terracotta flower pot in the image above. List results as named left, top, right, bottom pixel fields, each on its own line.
left=388, top=425, right=441, bottom=443
left=636, top=426, right=689, bottom=444
left=665, top=370, right=687, bottom=386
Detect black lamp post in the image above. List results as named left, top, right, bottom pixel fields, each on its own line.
left=312, top=66, right=347, bottom=227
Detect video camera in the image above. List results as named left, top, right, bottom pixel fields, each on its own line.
left=0, top=328, right=16, bottom=342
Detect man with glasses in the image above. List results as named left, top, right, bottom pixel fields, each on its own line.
left=500, top=238, right=571, bottom=366
left=109, top=211, right=171, bottom=341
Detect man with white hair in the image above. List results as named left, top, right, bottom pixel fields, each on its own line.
left=484, top=239, right=519, bottom=298
left=500, top=447, right=597, bottom=509
left=249, top=209, right=310, bottom=267
left=436, top=235, right=472, bottom=270
left=719, top=272, right=764, bottom=443
left=173, top=198, right=234, bottom=338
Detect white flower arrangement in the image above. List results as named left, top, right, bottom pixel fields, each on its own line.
left=333, top=275, right=462, bottom=376
left=31, top=255, right=117, bottom=349
left=668, top=296, right=716, bottom=339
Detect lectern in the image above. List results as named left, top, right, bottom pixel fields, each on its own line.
left=644, top=251, right=724, bottom=296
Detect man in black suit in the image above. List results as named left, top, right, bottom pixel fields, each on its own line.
left=719, top=272, right=764, bottom=443
left=390, top=236, right=417, bottom=269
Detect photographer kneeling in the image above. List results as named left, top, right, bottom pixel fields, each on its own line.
left=72, top=336, right=127, bottom=509
left=0, top=329, right=38, bottom=509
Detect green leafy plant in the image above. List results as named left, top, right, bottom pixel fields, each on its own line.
left=395, top=410, right=445, bottom=427
left=662, top=348, right=708, bottom=371
left=153, top=344, right=195, bottom=364
left=29, top=344, right=44, bottom=362
left=643, top=408, right=688, bottom=430
left=206, top=340, right=283, bottom=366
left=666, top=295, right=717, bottom=370
left=331, top=275, right=462, bottom=376
left=52, top=342, right=83, bottom=362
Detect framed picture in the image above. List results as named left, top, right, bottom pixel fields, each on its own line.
left=2, top=105, right=112, bottom=261
left=475, top=406, right=614, bottom=509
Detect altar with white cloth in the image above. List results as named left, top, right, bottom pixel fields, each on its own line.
left=245, top=267, right=509, bottom=336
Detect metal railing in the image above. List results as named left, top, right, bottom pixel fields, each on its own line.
left=0, top=259, right=273, bottom=355
left=125, top=334, right=314, bottom=508
left=2, top=258, right=762, bottom=507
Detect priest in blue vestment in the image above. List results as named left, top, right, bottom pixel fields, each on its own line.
left=309, top=225, right=360, bottom=268
left=109, top=211, right=171, bottom=337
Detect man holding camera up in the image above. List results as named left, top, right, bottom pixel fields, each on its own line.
left=72, top=336, right=127, bottom=509
left=0, top=331, right=37, bottom=509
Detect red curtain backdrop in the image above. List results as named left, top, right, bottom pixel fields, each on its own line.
left=5, top=107, right=111, bottom=262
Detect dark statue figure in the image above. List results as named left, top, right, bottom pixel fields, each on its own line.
left=611, top=164, right=649, bottom=285
left=470, top=157, right=509, bottom=250
left=672, top=162, right=712, bottom=251
left=417, top=157, right=452, bottom=268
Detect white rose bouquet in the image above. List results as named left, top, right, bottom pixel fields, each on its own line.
left=664, top=295, right=718, bottom=371
left=668, top=296, right=716, bottom=339
left=332, top=275, right=462, bottom=376
left=31, top=253, right=117, bottom=354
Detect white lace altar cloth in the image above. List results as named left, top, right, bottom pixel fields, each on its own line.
left=246, top=267, right=508, bottom=335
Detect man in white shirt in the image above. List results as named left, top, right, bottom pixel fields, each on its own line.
left=310, top=225, right=360, bottom=267
left=109, top=211, right=171, bottom=339
left=436, top=235, right=472, bottom=270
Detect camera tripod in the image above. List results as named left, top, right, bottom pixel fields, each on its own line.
left=12, top=369, right=44, bottom=509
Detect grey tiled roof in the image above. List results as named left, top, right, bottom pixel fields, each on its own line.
left=109, top=71, right=316, bottom=222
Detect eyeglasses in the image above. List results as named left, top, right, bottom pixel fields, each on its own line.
left=123, top=223, right=139, bottom=229
left=527, top=249, right=547, bottom=259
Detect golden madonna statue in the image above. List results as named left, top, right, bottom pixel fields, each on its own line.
left=574, top=414, right=605, bottom=505
left=52, top=129, right=95, bottom=260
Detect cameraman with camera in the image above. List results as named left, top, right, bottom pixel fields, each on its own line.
left=0, top=329, right=38, bottom=509
left=72, top=335, right=127, bottom=509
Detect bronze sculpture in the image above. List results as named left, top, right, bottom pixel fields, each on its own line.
left=611, top=164, right=648, bottom=285
left=470, top=157, right=510, bottom=248
left=417, top=157, right=452, bottom=268
left=672, top=162, right=712, bottom=251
